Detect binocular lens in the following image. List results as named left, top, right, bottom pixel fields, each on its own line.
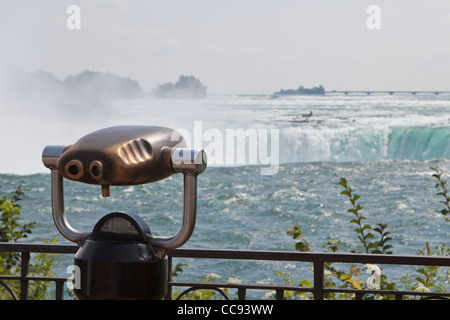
left=64, top=160, right=84, bottom=179
left=89, top=161, right=103, bottom=180
left=91, top=165, right=100, bottom=176
left=68, top=164, right=80, bottom=175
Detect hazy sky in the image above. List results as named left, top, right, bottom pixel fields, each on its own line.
left=1, top=0, right=450, bottom=94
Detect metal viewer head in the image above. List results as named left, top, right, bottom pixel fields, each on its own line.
left=42, top=125, right=207, bottom=250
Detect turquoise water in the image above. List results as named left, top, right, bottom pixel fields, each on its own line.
left=1, top=94, right=450, bottom=298
left=2, top=160, right=448, bottom=252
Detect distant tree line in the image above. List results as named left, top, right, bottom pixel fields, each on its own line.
left=274, top=85, right=325, bottom=96
left=63, top=70, right=143, bottom=99
left=1, top=68, right=143, bottom=101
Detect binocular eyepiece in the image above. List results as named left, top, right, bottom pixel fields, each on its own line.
left=63, top=159, right=105, bottom=182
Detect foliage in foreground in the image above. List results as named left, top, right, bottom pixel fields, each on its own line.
left=430, top=166, right=450, bottom=220
left=0, top=182, right=62, bottom=300
left=279, top=168, right=450, bottom=300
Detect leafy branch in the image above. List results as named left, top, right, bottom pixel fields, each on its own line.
left=338, top=178, right=379, bottom=254
left=430, top=166, right=450, bottom=220
left=286, top=225, right=311, bottom=252
left=372, top=223, right=393, bottom=254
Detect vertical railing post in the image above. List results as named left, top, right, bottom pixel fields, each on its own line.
left=313, top=261, right=324, bottom=300
left=55, top=281, right=64, bottom=300
left=165, top=255, right=173, bottom=300
left=237, top=288, right=246, bottom=300
left=20, top=252, right=30, bottom=300
left=276, top=290, right=284, bottom=300
left=355, top=292, right=364, bottom=300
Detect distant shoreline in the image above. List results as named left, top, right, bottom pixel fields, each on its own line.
left=239, top=91, right=450, bottom=96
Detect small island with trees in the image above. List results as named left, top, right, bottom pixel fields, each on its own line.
left=153, top=75, right=207, bottom=99
left=273, top=85, right=325, bottom=96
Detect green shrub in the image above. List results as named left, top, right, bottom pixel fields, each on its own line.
left=282, top=168, right=449, bottom=300
left=0, top=182, right=62, bottom=300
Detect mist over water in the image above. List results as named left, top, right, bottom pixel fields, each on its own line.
left=2, top=75, right=450, bottom=174
left=0, top=68, right=145, bottom=174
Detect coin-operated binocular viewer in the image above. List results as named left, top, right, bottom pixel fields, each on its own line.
left=42, top=126, right=207, bottom=299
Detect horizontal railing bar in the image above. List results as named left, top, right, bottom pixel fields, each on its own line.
left=169, top=281, right=450, bottom=299
left=2, top=244, right=449, bottom=267
left=0, top=243, right=78, bottom=254
left=170, top=281, right=314, bottom=293
left=321, top=287, right=450, bottom=297
left=0, top=275, right=69, bottom=282
left=170, top=282, right=450, bottom=298
left=168, top=248, right=450, bottom=266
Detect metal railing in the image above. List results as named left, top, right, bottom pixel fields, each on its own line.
left=1, top=242, right=450, bottom=300
left=167, top=248, right=450, bottom=300
left=0, top=243, right=77, bottom=300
